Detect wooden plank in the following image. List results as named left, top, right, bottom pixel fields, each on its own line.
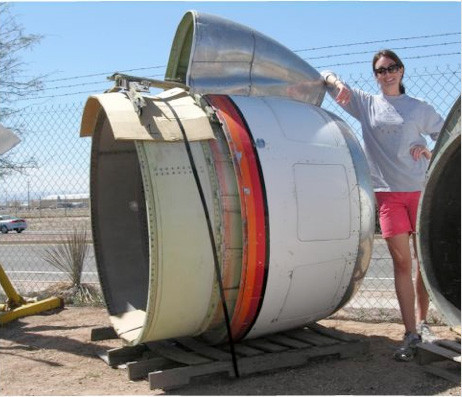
left=221, top=343, right=263, bottom=357
left=102, top=345, right=147, bottom=366
left=265, top=334, right=311, bottom=349
left=283, top=329, right=315, bottom=345
left=127, top=356, right=173, bottom=380
left=284, top=328, right=336, bottom=346
left=301, top=328, right=342, bottom=345
left=308, top=323, right=362, bottom=342
left=148, top=336, right=369, bottom=391
left=435, top=339, right=461, bottom=354
left=175, top=337, right=232, bottom=361
left=149, top=361, right=234, bottom=390
left=243, top=339, right=289, bottom=353
left=236, top=341, right=367, bottom=375
left=423, top=362, right=461, bottom=384
left=417, top=342, right=461, bottom=365
left=146, top=341, right=212, bottom=365
left=91, top=326, right=118, bottom=341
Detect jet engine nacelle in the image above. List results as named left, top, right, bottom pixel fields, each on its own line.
left=80, top=11, right=375, bottom=345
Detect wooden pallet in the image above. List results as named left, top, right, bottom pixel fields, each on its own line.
left=92, top=323, right=370, bottom=391
left=417, top=339, right=461, bottom=384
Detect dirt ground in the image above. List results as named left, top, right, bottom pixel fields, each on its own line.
left=0, top=306, right=460, bottom=396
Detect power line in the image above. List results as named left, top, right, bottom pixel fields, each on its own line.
left=303, top=41, right=461, bottom=61
left=16, top=89, right=106, bottom=101
left=16, top=73, right=166, bottom=100
left=12, top=31, right=461, bottom=101
left=36, top=32, right=460, bottom=87
left=16, top=57, right=461, bottom=101
left=20, top=56, right=460, bottom=101
left=42, top=65, right=166, bottom=84
left=314, top=51, right=461, bottom=69
left=32, top=73, right=166, bottom=93
left=294, top=32, right=461, bottom=53
left=35, top=40, right=460, bottom=93
left=38, top=80, right=111, bottom=92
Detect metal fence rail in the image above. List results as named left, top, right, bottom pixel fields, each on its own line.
left=1, top=65, right=460, bottom=322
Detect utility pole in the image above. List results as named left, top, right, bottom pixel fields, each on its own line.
left=27, top=179, right=30, bottom=210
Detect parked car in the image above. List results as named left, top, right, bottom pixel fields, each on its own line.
left=0, top=215, right=27, bottom=233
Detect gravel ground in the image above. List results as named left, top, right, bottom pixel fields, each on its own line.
left=0, top=306, right=460, bottom=395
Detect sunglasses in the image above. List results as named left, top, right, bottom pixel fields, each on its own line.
left=374, top=64, right=401, bottom=75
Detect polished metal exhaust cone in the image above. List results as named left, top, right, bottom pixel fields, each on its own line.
left=165, top=11, right=325, bottom=106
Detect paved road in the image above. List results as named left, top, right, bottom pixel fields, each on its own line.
left=0, top=236, right=395, bottom=292
left=0, top=242, right=98, bottom=285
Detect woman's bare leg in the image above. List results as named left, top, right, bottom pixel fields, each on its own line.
left=413, top=234, right=429, bottom=323
left=386, top=233, right=416, bottom=333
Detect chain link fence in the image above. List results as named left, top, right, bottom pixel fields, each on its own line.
left=1, top=65, right=460, bottom=322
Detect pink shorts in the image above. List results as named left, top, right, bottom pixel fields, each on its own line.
left=375, top=192, right=421, bottom=238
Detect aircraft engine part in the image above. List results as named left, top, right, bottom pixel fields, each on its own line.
left=417, top=96, right=461, bottom=327
left=80, top=11, right=374, bottom=346
left=165, top=10, right=326, bottom=106
left=80, top=87, right=374, bottom=345
left=0, top=123, right=20, bottom=155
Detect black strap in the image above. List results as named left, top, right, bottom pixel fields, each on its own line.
left=165, top=102, right=240, bottom=378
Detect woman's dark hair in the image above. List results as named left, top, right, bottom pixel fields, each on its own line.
left=372, top=49, right=405, bottom=94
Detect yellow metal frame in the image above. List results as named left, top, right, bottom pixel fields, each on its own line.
left=0, top=262, right=63, bottom=325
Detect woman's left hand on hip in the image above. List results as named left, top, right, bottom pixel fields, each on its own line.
left=410, top=145, right=432, bottom=161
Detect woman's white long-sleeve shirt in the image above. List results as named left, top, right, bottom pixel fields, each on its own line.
left=321, top=71, right=444, bottom=192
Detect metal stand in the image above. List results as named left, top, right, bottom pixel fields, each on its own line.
left=0, top=262, right=63, bottom=325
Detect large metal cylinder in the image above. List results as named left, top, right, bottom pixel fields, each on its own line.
left=80, top=11, right=374, bottom=346
left=81, top=91, right=374, bottom=345
left=417, top=96, right=461, bottom=327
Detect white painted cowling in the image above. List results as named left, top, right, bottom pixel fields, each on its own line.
left=80, top=89, right=374, bottom=345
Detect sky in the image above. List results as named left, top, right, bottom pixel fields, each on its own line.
left=1, top=0, right=461, bottom=200
left=7, top=0, right=461, bottom=107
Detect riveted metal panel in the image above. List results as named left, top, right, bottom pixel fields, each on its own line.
left=229, top=96, right=373, bottom=338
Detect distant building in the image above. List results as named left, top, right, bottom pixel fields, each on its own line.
left=39, top=193, right=90, bottom=209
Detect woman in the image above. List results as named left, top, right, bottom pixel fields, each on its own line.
left=322, top=50, right=444, bottom=361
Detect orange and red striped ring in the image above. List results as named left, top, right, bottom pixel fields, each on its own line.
left=206, top=95, right=268, bottom=340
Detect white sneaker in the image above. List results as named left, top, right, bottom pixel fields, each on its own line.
left=417, top=321, right=436, bottom=343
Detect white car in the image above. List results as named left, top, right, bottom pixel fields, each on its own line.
left=0, top=215, right=27, bottom=233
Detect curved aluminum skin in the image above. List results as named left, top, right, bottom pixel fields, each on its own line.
left=417, top=96, right=461, bottom=327
left=80, top=89, right=375, bottom=344
left=165, top=11, right=326, bottom=106
left=88, top=100, right=237, bottom=344
left=228, top=96, right=374, bottom=338
left=325, top=111, right=375, bottom=311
